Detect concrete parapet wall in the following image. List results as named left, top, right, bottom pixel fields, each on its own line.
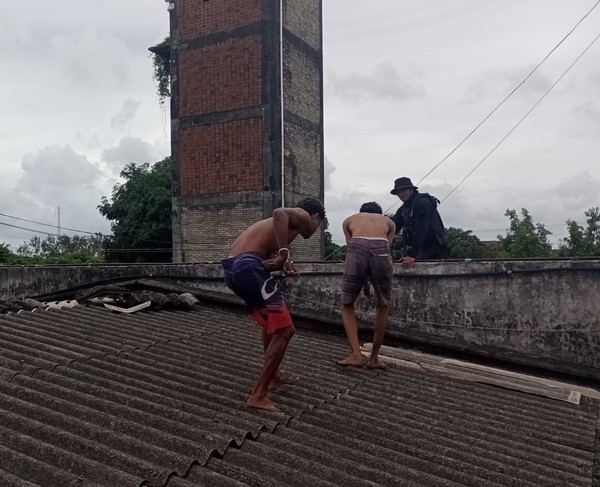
left=1, top=259, right=599, bottom=379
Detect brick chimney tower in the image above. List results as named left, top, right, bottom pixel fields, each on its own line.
left=160, top=0, right=323, bottom=262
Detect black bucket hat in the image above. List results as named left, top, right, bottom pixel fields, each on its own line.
left=390, top=177, right=418, bottom=195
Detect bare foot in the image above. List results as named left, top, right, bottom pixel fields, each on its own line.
left=269, top=371, right=299, bottom=391
left=247, top=394, right=280, bottom=412
left=367, top=359, right=388, bottom=369
left=336, top=354, right=366, bottom=367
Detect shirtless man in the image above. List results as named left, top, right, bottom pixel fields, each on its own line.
left=222, top=198, right=325, bottom=411
left=336, top=202, right=396, bottom=369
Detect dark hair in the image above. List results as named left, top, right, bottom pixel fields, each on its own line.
left=296, top=197, right=326, bottom=219
left=359, top=202, right=382, bottom=214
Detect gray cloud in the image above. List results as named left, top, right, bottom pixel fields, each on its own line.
left=327, top=62, right=425, bottom=103
left=19, top=145, right=101, bottom=192
left=111, top=98, right=143, bottom=129
left=0, top=145, right=111, bottom=248
left=101, top=137, right=161, bottom=172
left=463, top=66, right=554, bottom=104
left=324, top=155, right=336, bottom=190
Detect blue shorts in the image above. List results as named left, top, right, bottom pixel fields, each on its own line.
left=222, top=252, right=293, bottom=334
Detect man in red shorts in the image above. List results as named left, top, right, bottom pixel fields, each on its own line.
left=222, top=198, right=325, bottom=412
left=336, top=202, right=396, bottom=369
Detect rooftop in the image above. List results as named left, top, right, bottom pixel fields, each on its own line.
left=0, top=298, right=598, bottom=486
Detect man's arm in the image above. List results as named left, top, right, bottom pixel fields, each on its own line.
left=392, top=209, right=403, bottom=234
left=262, top=207, right=307, bottom=274
left=386, top=218, right=396, bottom=245
left=342, top=216, right=353, bottom=245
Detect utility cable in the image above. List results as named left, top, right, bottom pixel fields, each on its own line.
left=0, top=221, right=57, bottom=236
left=442, top=30, right=600, bottom=203
left=0, top=212, right=173, bottom=245
left=416, top=0, right=600, bottom=187
left=0, top=212, right=100, bottom=235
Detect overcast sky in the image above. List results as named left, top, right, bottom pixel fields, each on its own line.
left=1, top=1, right=599, bottom=250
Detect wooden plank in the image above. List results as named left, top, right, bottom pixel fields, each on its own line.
left=361, top=343, right=444, bottom=366
left=362, top=343, right=590, bottom=404
left=441, top=358, right=600, bottom=400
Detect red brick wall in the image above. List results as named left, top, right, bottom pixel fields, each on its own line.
left=179, top=36, right=262, bottom=117
left=179, top=119, right=263, bottom=196
left=177, top=0, right=262, bottom=39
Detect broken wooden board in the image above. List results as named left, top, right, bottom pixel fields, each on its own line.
left=361, top=343, right=598, bottom=405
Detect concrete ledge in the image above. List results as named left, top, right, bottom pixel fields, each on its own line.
left=1, top=259, right=599, bottom=380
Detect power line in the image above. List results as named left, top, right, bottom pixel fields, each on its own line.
left=442, top=30, right=600, bottom=203
left=416, top=0, right=600, bottom=187
left=0, top=212, right=100, bottom=235
left=0, top=221, right=56, bottom=237
left=0, top=212, right=172, bottom=245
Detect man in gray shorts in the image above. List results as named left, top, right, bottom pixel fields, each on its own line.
left=336, top=202, right=396, bottom=368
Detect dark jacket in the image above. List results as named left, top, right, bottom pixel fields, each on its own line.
left=393, top=191, right=449, bottom=259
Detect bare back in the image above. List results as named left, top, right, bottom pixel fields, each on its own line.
left=229, top=207, right=316, bottom=258
left=342, top=213, right=396, bottom=245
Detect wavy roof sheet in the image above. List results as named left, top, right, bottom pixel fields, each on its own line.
left=0, top=303, right=597, bottom=486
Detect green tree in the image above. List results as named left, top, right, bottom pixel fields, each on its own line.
left=98, top=157, right=173, bottom=263
left=558, top=207, right=600, bottom=256
left=16, top=234, right=106, bottom=264
left=498, top=208, right=553, bottom=258
left=447, top=227, right=489, bottom=259
left=0, top=243, right=17, bottom=264
left=323, top=219, right=346, bottom=261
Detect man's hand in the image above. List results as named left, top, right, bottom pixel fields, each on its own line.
left=283, top=259, right=299, bottom=277
left=262, top=248, right=298, bottom=275
left=400, top=256, right=416, bottom=268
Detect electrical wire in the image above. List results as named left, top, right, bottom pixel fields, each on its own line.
left=416, top=0, right=600, bottom=187
left=0, top=212, right=100, bottom=235
left=442, top=30, right=600, bottom=203
left=0, top=221, right=56, bottom=237
left=0, top=212, right=174, bottom=245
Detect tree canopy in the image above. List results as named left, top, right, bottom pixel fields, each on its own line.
left=447, top=227, right=489, bottom=259
left=558, top=207, right=600, bottom=257
left=497, top=208, right=553, bottom=258
left=98, top=157, right=173, bottom=262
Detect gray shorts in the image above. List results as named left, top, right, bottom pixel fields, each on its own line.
left=340, top=238, right=393, bottom=306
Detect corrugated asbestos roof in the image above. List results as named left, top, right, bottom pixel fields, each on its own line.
left=0, top=302, right=597, bottom=487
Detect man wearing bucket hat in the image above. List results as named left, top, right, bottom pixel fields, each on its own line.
left=390, top=177, right=450, bottom=267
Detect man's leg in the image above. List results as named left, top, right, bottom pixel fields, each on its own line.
left=336, top=303, right=365, bottom=366
left=248, top=325, right=295, bottom=411
left=261, top=329, right=298, bottom=390
left=367, top=304, right=389, bottom=369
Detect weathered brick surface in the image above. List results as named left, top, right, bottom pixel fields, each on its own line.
left=171, top=0, right=323, bottom=263
left=180, top=204, right=263, bottom=262
left=179, top=36, right=262, bottom=117
left=179, top=119, right=263, bottom=196
left=283, top=44, right=321, bottom=123
left=177, top=0, right=262, bottom=39
left=283, top=0, right=321, bottom=50
left=284, top=123, right=321, bottom=196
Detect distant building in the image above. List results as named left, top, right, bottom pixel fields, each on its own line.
left=154, top=0, right=324, bottom=262
left=481, top=240, right=502, bottom=254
